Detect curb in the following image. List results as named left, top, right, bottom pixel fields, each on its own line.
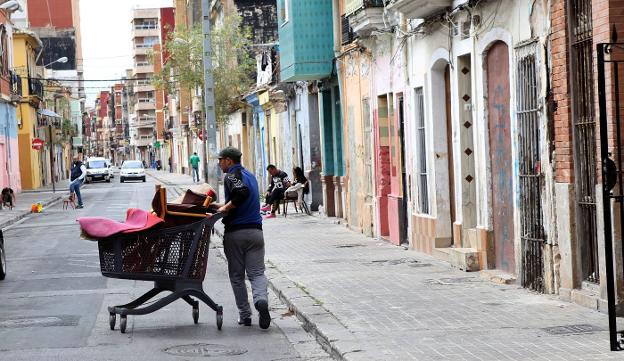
left=212, top=226, right=354, bottom=361
left=0, top=195, right=63, bottom=230
left=149, top=171, right=349, bottom=358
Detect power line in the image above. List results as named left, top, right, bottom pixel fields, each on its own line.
left=28, top=76, right=174, bottom=82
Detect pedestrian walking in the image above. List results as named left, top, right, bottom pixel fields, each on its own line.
left=69, top=157, right=87, bottom=209
left=212, top=146, right=271, bottom=329
left=190, top=152, right=200, bottom=182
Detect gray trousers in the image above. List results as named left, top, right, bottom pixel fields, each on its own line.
left=223, top=228, right=268, bottom=319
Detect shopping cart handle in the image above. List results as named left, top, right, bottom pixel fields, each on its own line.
left=204, top=212, right=224, bottom=228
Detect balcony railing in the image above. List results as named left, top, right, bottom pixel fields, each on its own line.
left=345, top=0, right=386, bottom=16
left=28, top=78, right=43, bottom=99
left=134, top=24, right=158, bottom=30
left=135, top=135, right=154, bottom=147
left=386, top=0, right=451, bottom=19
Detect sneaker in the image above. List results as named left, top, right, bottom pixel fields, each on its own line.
left=264, top=213, right=276, bottom=219
left=260, top=205, right=271, bottom=212
left=255, top=300, right=271, bottom=329
left=76, top=205, right=84, bottom=209
left=238, top=317, right=251, bottom=326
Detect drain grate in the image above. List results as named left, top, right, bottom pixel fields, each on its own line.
left=163, top=344, right=247, bottom=357
left=542, top=324, right=603, bottom=335
left=335, top=244, right=366, bottom=248
left=0, top=315, right=79, bottom=328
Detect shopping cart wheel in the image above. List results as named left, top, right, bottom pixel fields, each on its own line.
left=109, top=313, right=116, bottom=330
left=192, top=305, right=199, bottom=324
left=120, top=315, right=127, bottom=333
left=216, top=306, right=223, bottom=330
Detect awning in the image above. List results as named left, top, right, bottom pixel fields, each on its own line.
left=37, top=109, right=62, bottom=118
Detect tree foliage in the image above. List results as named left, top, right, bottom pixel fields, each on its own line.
left=152, top=10, right=255, bottom=124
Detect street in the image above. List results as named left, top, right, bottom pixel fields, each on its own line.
left=0, top=175, right=330, bottom=361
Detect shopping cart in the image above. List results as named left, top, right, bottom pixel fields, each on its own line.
left=96, top=186, right=223, bottom=333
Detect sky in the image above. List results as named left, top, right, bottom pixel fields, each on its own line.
left=80, top=0, right=173, bottom=107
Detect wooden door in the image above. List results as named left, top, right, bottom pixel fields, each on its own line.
left=486, top=41, right=515, bottom=273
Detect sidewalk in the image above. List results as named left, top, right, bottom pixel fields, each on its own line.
left=147, top=170, right=618, bottom=360
left=0, top=188, right=63, bottom=230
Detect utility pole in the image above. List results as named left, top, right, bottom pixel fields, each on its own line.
left=201, top=0, right=218, bottom=186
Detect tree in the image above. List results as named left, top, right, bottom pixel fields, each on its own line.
left=152, top=10, right=255, bottom=125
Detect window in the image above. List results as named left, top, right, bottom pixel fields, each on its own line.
left=415, top=87, right=429, bottom=214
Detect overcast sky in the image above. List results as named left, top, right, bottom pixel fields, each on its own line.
left=80, top=0, right=173, bottom=107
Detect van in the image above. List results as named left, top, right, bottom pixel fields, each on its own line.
left=85, top=157, right=111, bottom=183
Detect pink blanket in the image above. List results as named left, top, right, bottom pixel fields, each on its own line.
left=78, top=208, right=164, bottom=238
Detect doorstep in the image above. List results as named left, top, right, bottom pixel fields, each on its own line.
left=433, top=247, right=481, bottom=272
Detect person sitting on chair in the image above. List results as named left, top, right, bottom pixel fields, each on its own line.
left=285, top=167, right=309, bottom=208
left=260, top=165, right=290, bottom=219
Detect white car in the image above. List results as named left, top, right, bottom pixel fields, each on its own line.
left=120, top=160, right=146, bottom=183
left=85, top=157, right=111, bottom=183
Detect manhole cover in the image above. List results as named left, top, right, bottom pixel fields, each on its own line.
left=0, top=315, right=79, bottom=328
left=335, top=244, right=366, bottom=248
left=163, top=344, right=247, bottom=357
left=542, top=324, right=603, bottom=335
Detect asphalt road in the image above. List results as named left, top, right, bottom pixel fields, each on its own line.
left=0, top=175, right=330, bottom=361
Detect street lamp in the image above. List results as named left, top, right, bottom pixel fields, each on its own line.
left=43, top=56, right=68, bottom=68
left=0, top=1, right=23, bottom=12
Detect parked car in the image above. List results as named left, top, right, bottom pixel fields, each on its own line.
left=120, top=160, right=146, bottom=183
left=85, top=157, right=111, bottom=183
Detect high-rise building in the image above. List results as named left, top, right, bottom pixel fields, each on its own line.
left=130, top=8, right=159, bottom=163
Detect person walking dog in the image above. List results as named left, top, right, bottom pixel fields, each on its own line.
left=212, top=146, right=271, bottom=329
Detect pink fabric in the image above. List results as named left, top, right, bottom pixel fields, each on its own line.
left=78, top=208, right=164, bottom=238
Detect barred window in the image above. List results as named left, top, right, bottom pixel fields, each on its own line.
left=414, top=87, right=429, bottom=214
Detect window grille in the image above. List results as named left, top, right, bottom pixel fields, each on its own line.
left=516, top=41, right=545, bottom=292
left=570, top=0, right=599, bottom=283
left=415, top=87, right=429, bottom=214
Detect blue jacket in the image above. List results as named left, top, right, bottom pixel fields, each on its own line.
left=223, top=164, right=262, bottom=232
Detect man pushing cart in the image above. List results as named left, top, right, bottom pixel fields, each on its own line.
left=83, top=146, right=271, bottom=333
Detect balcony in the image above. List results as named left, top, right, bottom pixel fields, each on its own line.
left=134, top=99, right=155, bottom=111
left=135, top=135, right=154, bottom=147
left=133, top=43, right=153, bottom=55
left=10, top=71, right=22, bottom=100
left=133, top=62, right=154, bottom=74
left=135, top=79, right=155, bottom=93
left=348, top=0, right=387, bottom=37
left=135, top=116, right=156, bottom=129
left=278, top=0, right=334, bottom=82
left=132, top=25, right=159, bottom=38
left=28, top=78, right=43, bottom=99
left=386, top=0, right=451, bottom=19
left=345, top=0, right=385, bottom=16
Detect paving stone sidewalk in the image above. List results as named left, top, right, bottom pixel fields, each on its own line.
left=147, top=170, right=624, bottom=360
left=0, top=188, right=63, bottom=230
